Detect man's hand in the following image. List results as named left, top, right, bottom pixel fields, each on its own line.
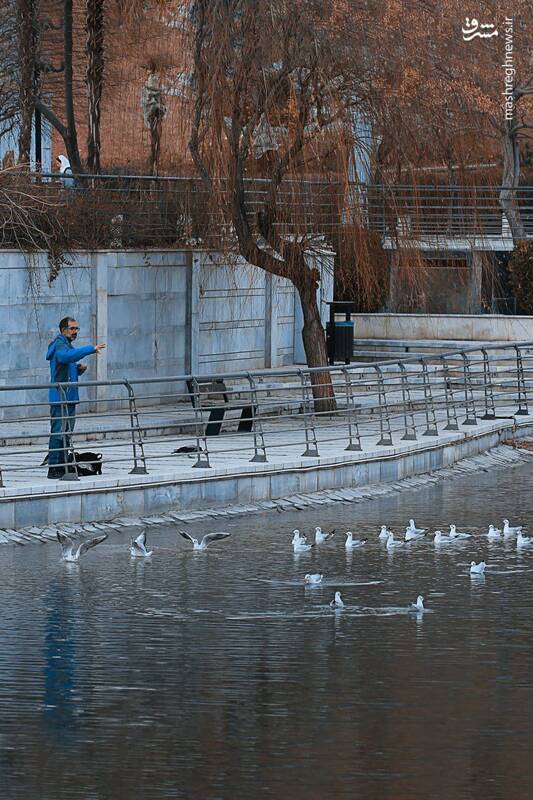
left=95, top=343, right=106, bottom=354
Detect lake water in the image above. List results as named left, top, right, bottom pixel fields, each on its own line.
left=1, top=462, right=533, bottom=799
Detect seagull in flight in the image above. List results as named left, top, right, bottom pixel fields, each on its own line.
left=314, top=526, right=336, bottom=544
left=130, top=530, right=153, bottom=557
left=330, top=591, right=345, bottom=609
left=57, top=531, right=108, bottom=562
left=178, top=530, right=232, bottom=551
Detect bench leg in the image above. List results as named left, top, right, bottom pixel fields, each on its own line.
left=206, top=408, right=225, bottom=436
left=237, top=406, right=254, bottom=433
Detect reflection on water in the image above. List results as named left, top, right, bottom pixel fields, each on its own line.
left=2, top=463, right=533, bottom=798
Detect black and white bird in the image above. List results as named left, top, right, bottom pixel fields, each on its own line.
left=386, top=532, right=405, bottom=550
left=330, top=591, right=345, bottom=609
left=314, top=526, right=336, bottom=544
left=503, top=519, right=522, bottom=538
left=304, top=573, right=323, bottom=585
left=433, top=530, right=454, bottom=545
left=407, top=519, right=425, bottom=535
left=470, top=561, right=486, bottom=575
left=517, top=531, right=533, bottom=547
left=405, top=526, right=425, bottom=542
left=408, top=595, right=426, bottom=612
left=449, top=524, right=472, bottom=540
left=292, top=529, right=307, bottom=546
left=178, top=530, right=232, bottom=551
left=486, top=524, right=502, bottom=540
left=57, top=531, right=108, bottom=562
left=130, top=530, right=152, bottom=558
left=379, top=525, right=392, bottom=540
left=345, top=531, right=367, bottom=549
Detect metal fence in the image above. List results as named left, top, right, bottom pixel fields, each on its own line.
left=0, top=342, right=532, bottom=487
left=1, top=172, right=532, bottom=250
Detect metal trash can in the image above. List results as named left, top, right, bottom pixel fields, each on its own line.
left=326, top=320, right=354, bottom=362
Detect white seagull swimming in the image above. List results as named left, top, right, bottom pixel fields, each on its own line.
left=330, top=591, right=345, bottom=609
left=433, top=530, right=454, bottom=545
left=304, top=573, right=323, bottom=585
left=314, top=526, right=336, bottom=544
left=178, top=530, right=232, bottom=551
left=470, top=561, right=486, bottom=574
left=292, top=529, right=307, bottom=546
left=386, top=532, right=405, bottom=550
left=503, top=519, right=522, bottom=538
left=449, top=524, right=472, bottom=540
left=517, top=531, right=533, bottom=547
left=486, top=524, right=502, bottom=540
left=345, top=531, right=368, bottom=549
left=57, top=531, right=108, bottom=562
left=379, top=525, right=392, bottom=540
left=407, top=519, right=425, bottom=535
left=130, top=531, right=153, bottom=558
left=293, top=538, right=314, bottom=553
left=405, top=526, right=425, bottom=542
left=408, top=595, right=425, bottom=612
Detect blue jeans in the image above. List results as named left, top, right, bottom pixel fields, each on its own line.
left=48, top=403, right=76, bottom=467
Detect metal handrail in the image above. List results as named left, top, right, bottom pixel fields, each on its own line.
left=0, top=341, right=533, bottom=486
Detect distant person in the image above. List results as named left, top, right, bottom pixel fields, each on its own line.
left=56, top=154, right=76, bottom=188
left=46, top=317, right=105, bottom=479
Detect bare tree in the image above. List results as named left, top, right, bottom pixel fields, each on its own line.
left=86, top=0, right=105, bottom=173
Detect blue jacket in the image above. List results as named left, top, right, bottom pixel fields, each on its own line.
left=46, top=335, right=96, bottom=403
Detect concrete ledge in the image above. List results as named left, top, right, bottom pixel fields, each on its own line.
left=2, top=415, right=532, bottom=529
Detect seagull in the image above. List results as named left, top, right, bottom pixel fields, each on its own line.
left=486, top=524, right=502, bottom=540
left=408, top=595, right=425, bottom=612
left=379, top=525, right=392, bottom=540
left=330, top=591, right=345, bottom=609
left=178, top=530, right=232, bottom=551
left=130, top=531, right=152, bottom=558
left=405, top=526, right=425, bottom=542
left=292, top=529, right=307, bottom=546
left=470, top=561, right=486, bottom=574
left=314, top=526, right=336, bottom=544
left=386, top=532, right=405, bottom=549
left=517, top=531, right=533, bottom=547
left=503, top=519, right=522, bottom=538
left=449, top=524, right=472, bottom=540
left=407, top=519, right=425, bottom=535
left=293, top=539, right=314, bottom=553
left=57, top=531, right=108, bottom=562
left=433, top=530, right=454, bottom=545
left=345, top=531, right=368, bottom=549
left=304, top=573, right=323, bottom=584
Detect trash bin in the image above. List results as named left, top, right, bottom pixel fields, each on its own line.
left=326, top=320, right=354, bottom=362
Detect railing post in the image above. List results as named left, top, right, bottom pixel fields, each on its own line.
left=398, top=362, right=417, bottom=440
left=460, top=352, right=477, bottom=425
left=480, top=348, right=496, bottom=420
left=58, top=384, right=80, bottom=482
left=373, top=365, right=393, bottom=446
left=124, top=380, right=149, bottom=474
left=420, top=359, right=438, bottom=436
left=514, top=345, right=529, bottom=415
left=189, top=376, right=211, bottom=468
left=342, top=367, right=362, bottom=451
left=246, top=372, right=267, bottom=462
left=440, top=356, right=459, bottom=431
left=298, top=369, right=319, bottom=457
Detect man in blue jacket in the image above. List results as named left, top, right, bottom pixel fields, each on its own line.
left=46, top=317, right=106, bottom=478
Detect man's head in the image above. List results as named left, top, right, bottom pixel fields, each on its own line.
left=59, top=317, right=79, bottom=341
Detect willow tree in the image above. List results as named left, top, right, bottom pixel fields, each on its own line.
left=184, top=0, right=371, bottom=399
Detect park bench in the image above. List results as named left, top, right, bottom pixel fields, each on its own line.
left=186, top=378, right=256, bottom=436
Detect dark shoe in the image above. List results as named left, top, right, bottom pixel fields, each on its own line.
left=47, top=467, right=65, bottom=479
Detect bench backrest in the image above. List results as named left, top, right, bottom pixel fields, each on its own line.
left=187, top=378, right=229, bottom=408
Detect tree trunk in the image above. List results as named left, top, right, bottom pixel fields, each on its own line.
left=294, top=264, right=336, bottom=413
left=17, top=0, right=37, bottom=165
left=499, top=117, right=526, bottom=242
left=63, top=0, right=82, bottom=172
left=86, top=0, right=105, bottom=173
